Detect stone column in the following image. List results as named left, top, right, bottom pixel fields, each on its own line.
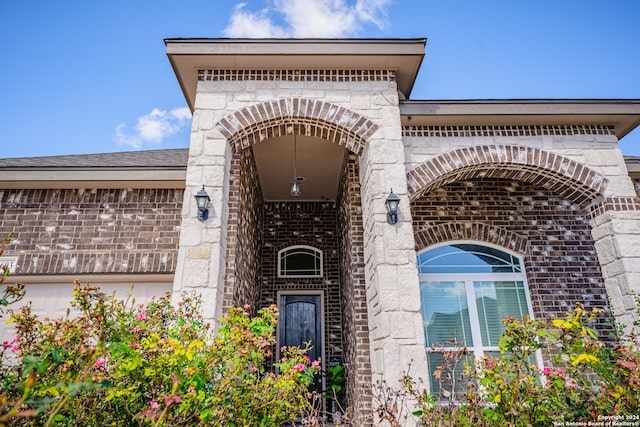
left=358, top=99, right=429, bottom=399
left=591, top=206, right=640, bottom=333
left=172, top=119, right=231, bottom=325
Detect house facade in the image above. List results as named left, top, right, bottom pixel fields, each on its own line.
left=2, top=38, right=640, bottom=421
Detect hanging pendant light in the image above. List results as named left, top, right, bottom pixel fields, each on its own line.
left=290, top=134, right=301, bottom=197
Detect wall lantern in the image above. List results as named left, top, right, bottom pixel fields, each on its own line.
left=385, top=189, right=400, bottom=225
left=194, top=185, right=210, bottom=221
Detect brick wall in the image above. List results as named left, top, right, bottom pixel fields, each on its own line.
left=224, top=149, right=264, bottom=310
left=0, top=188, right=182, bottom=275
left=411, top=178, right=613, bottom=337
left=337, top=154, right=373, bottom=420
left=259, top=201, right=343, bottom=364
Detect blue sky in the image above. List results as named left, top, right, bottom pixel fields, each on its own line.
left=1, top=0, right=640, bottom=158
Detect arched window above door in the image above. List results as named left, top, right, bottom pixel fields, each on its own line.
left=278, top=245, right=323, bottom=278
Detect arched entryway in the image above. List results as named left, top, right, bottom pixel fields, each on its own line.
left=216, top=99, right=376, bottom=418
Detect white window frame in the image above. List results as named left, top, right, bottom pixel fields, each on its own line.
left=277, top=245, right=323, bottom=278
left=418, top=241, right=543, bottom=384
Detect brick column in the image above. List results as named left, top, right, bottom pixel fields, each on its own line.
left=358, top=103, right=429, bottom=397
left=590, top=203, right=640, bottom=333
left=172, top=127, right=231, bottom=325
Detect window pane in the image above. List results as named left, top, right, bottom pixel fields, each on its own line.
left=417, top=244, right=521, bottom=274
left=485, top=351, right=539, bottom=376
left=421, top=281, right=473, bottom=347
left=427, top=351, right=473, bottom=397
left=279, top=247, right=322, bottom=276
left=474, top=281, right=528, bottom=347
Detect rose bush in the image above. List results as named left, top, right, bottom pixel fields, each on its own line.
left=387, top=302, right=640, bottom=427
left=0, top=284, right=319, bottom=426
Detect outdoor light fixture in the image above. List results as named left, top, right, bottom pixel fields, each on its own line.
left=386, top=189, right=400, bottom=224
left=194, top=185, right=210, bottom=221
left=290, top=134, right=301, bottom=197
left=290, top=178, right=301, bottom=197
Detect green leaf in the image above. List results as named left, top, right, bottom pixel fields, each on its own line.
left=51, top=348, right=63, bottom=364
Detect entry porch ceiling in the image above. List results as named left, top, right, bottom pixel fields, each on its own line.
left=252, top=135, right=346, bottom=201
left=165, top=38, right=426, bottom=111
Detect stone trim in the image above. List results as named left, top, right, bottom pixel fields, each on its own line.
left=402, top=125, right=616, bottom=137
left=198, top=69, right=396, bottom=82
left=407, top=145, right=608, bottom=209
left=215, top=99, right=378, bottom=155
left=587, top=196, right=640, bottom=219
left=414, top=222, right=529, bottom=254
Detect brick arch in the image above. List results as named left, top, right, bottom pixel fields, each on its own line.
left=215, top=98, right=379, bottom=155
left=414, top=222, right=529, bottom=256
left=407, top=145, right=608, bottom=208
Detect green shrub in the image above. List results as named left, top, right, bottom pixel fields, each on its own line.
left=0, top=284, right=318, bottom=426
left=385, top=302, right=640, bottom=427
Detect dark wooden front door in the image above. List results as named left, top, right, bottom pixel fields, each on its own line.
left=279, top=294, right=323, bottom=367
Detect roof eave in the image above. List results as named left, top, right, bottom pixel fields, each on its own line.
left=400, top=99, right=640, bottom=139
left=165, top=38, right=427, bottom=111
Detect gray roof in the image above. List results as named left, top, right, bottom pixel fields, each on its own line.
left=0, top=148, right=189, bottom=169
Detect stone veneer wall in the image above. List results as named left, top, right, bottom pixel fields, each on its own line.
left=411, top=178, right=613, bottom=336
left=259, top=201, right=343, bottom=363
left=0, top=188, right=181, bottom=274
left=223, top=148, right=264, bottom=310
left=337, top=154, right=372, bottom=421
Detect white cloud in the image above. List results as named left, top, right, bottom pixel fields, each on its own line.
left=224, top=3, right=289, bottom=38
left=115, top=107, right=191, bottom=149
left=223, top=0, right=393, bottom=38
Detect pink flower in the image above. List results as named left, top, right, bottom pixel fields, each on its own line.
left=293, top=364, right=305, bottom=372
left=251, top=366, right=258, bottom=372
left=150, top=401, right=160, bottom=409
left=303, top=355, right=311, bottom=363
left=94, top=358, right=106, bottom=368
left=312, top=360, right=321, bottom=368
left=280, top=346, right=287, bottom=352
left=10, top=345, right=19, bottom=352
left=487, top=360, right=495, bottom=368
left=133, top=325, right=142, bottom=333
left=543, top=367, right=553, bottom=376
left=1, top=341, right=9, bottom=348
left=135, top=313, right=147, bottom=321
left=555, top=368, right=564, bottom=376
left=243, top=304, right=251, bottom=309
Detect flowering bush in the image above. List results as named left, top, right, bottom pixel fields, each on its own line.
left=0, top=285, right=319, bottom=426
left=384, top=302, right=640, bottom=427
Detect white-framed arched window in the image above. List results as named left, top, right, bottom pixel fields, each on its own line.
left=417, top=241, right=541, bottom=395
left=278, top=245, right=323, bottom=278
